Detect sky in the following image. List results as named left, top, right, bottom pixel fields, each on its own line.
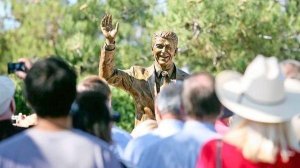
left=0, top=0, right=78, bottom=30
left=0, top=0, right=20, bottom=30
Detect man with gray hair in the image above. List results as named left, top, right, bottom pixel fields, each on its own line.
left=99, top=14, right=189, bottom=126
left=137, top=72, right=221, bottom=168
left=124, top=82, right=185, bottom=167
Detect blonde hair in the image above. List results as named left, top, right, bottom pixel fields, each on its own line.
left=224, top=116, right=300, bottom=164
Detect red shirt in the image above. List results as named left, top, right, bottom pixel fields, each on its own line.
left=196, top=139, right=300, bottom=168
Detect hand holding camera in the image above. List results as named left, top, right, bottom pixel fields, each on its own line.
left=8, top=58, right=32, bottom=80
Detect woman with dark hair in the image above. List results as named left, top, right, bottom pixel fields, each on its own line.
left=71, top=90, right=112, bottom=143
left=71, top=76, right=130, bottom=167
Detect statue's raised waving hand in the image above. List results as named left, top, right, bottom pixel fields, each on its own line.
left=100, top=14, right=119, bottom=45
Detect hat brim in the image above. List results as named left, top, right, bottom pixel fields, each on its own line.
left=0, top=76, right=15, bottom=115
left=216, top=71, right=300, bottom=123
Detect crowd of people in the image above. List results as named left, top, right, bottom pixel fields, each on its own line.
left=0, top=19, right=300, bottom=167
left=0, top=55, right=299, bottom=168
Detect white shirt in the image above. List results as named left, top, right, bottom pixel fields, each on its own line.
left=137, top=120, right=219, bottom=168
left=111, top=125, right=132, bottom=159
left=0, top=128, right=122, bottom=168
left=124, top=119, right=184, bottom=166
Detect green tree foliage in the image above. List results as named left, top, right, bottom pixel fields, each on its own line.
left=0, top=0, right=158, bottom=131
left=1, top=0, right=299, bottom=131
left=13, top=79, right=31, bottom=115
left=111, top=87, right=135, bottom=131
left=150, top=0, right=300, bottom=73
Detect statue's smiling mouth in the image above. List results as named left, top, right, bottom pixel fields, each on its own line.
left=158, top=53, right=170, bottom=58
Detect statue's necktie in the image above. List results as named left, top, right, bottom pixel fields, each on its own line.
left=160, top=71, right=170, bottom=91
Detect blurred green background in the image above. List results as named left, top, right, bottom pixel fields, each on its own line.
left=1, top=0, right=299, bottom=131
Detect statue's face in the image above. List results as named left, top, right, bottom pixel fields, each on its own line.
left=152, top=37, right=177, bottom=67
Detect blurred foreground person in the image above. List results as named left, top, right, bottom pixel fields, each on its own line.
left=197, top=56, right=300, bottom=168
left=76, top=76, right=132, bottom=156
left=0, top=57, right=121, bottom=168
left=72, top=76, right=113, bottom=143
left=137, top=72, right=221, bottom=168
left=0, top=76, right=25, bottom=141
left=72, top=76, right=131, bottom=166
left=124, top=82, right=184, bottom=166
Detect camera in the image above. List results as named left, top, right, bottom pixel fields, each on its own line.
left=7, top=62, right=26, bottom=74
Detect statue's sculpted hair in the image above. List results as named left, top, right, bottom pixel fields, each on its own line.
left=152, top=31, right=178, bottom=48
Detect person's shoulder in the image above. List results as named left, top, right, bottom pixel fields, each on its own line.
left=0, top=130, right=29, bottom=154
left=149, top=133, right=175, bottom=150
left=72, top=129, right=110, bottom=148
left=136, top=136, right=174, bottom=168
left=112, top=126, right=132, bottom=140
left=70, top=129, right=122, bottom=167
left=202, top=138, right=219, bottom=149
left=128, top=133, right=156, bottom=147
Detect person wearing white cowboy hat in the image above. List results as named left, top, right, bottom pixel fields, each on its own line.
left=0, top=76, right=25, bottom=141
left=196, top=55, right=300, bottom=168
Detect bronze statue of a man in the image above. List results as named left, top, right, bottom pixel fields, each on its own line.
left=99, top=14, right=189, bottom=126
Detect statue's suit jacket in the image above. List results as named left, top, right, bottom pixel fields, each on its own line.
left=99, top=46, right=189, bottom=126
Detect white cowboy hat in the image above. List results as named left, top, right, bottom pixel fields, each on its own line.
left=216, top=55, right=300, bottom=123
left=0, top=76, right=15, bottom=115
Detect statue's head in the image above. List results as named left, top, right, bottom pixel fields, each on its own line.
left=151, top=31, right=178, bottom=68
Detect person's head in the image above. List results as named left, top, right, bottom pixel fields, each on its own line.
left=280, top=59, right=300, bottom=80
left=151, top=31, right=178, bottom=68
left=72, top=90, right=112, bottom=143
left=77, top=75, right=111, bottom=107
left=0, top=76, right=16, bottom=120
left=24, top=57, right=77, bottom=118
left=72, top=76, right=113, bottom=143
left=216, top=55, right=300, bottom=163
left=182, top=72, right=221, bottom=121
left=155, top=82, right=184, bottom=121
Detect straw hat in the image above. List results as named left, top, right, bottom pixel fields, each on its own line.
left=216, top=55, right=300, bottom=123
left=0, top=76, right=15, bottom=115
